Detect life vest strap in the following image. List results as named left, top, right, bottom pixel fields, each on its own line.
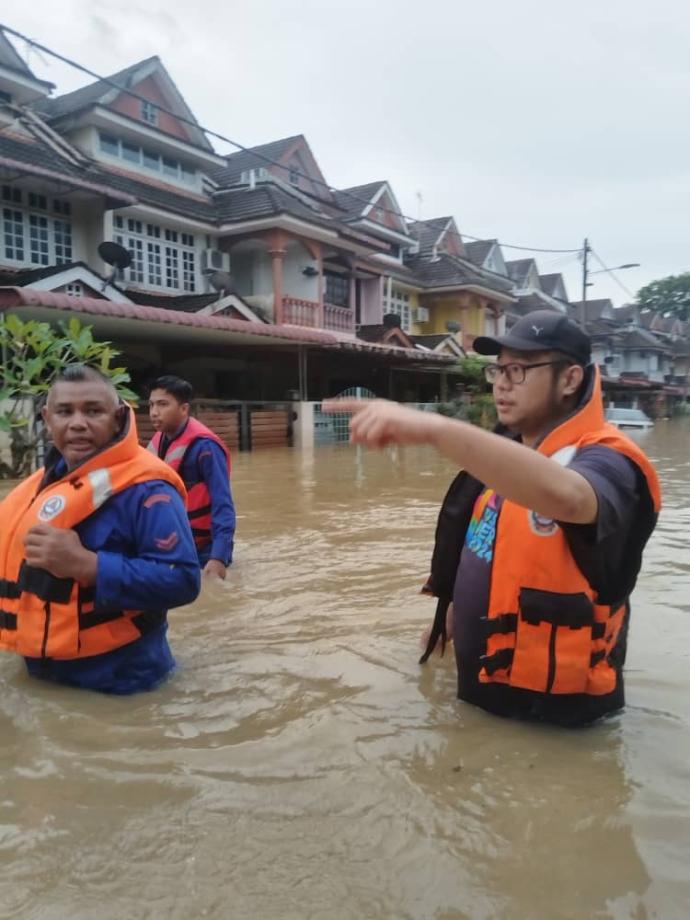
left=78, top=608, right=127, bottom=630
left=187, top=503, right=212, bottom=521
left=191, top=526, right=211, bottom=538
left=519, top=588, right=593, bottom=629
left=482, top=613, right=518, bottom=637
left=480, top=648, right=514, bottom=676
left=0, top=579, right=21, bottom=600
left=0, top=610, right=17, bottom=630
left=18, top=563, right=74, bottom=604
left=590, top=649, right=606, bottom=667
left=419, top=596, right=450, bottom=664
left=591, top=622, right=606, bottom=640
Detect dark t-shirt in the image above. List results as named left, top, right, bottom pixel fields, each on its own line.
left=452, top=446, right=640, bottom=724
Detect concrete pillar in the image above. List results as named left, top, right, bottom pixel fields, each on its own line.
left=292, top=401, right=315, bottom=450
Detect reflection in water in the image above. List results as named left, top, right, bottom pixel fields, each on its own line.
left=1, top=421, right=689, bottom=918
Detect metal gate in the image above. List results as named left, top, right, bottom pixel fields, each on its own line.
left=313, top=386, right=376, bottom=444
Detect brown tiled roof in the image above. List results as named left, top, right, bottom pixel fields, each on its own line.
left=406, top=217, right=453, bottom=256
left=334, top=182, right=386, bottom=219
left=0, top=31, right=53, bottom=86
left=0, top=286, right=337, bottom=344
left=464, top=239, right=496, bottom=266
left=505, top=259, right=536, bottom=288
left=0, top=130, right=136, bottom=207
left=405, top=252, right=513, bottom=295
left=209, top=135, right=304, bottom=186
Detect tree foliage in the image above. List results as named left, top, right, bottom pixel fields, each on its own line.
left=0, top=314, right=137, bottom=479
left=437, top=355, right=497, bottom=429
left=636, top=273, right=690, bottom=320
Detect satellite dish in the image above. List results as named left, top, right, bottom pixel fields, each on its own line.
left=98, top=241, right=132, bottom=291
left=208, top=270, right=236, bottom=297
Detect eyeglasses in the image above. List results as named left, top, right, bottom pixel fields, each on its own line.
left=483, top=360, right=568, bottom=385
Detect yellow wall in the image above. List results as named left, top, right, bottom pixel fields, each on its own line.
left=410, top=291, right=491, bottom=338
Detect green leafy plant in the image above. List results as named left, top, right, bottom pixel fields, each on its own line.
left=0, top=313, right=137, bottom=479
left=437, top=356, right=497, bottom=429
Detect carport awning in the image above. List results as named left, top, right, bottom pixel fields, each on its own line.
left=0, top=287, right=458, bottom=366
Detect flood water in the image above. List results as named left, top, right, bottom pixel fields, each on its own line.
left=1, top=421, right=689, bottom=920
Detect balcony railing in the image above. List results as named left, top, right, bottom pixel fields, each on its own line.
left=282, top=297, right=319, bottom=327
left=282, top=297, right=355, bottom=334
left=324, top=302, right=355, bottom=333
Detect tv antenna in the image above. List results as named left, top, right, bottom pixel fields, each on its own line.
left=98, top=241, right=132, bottom=291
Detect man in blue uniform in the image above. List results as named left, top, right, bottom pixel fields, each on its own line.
left=148, top=376, right=235, bottom=579
left=0, top=365, right=200, bottom=694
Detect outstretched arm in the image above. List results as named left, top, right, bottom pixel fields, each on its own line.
left=322, top=399, right=598, bottom=525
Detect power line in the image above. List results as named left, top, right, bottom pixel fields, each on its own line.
left=1, top=23, right=582, bottom=258
left=590, top=248, right=636, bottom=300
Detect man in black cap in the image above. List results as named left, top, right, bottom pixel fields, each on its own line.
left=324, top=310, right=660, bottom=725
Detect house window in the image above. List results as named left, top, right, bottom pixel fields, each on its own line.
left=289, top=168, right=299, bottom=185
left=53, top=219, right=73, bottom=265
left=141, top=100, right=158, bottom=125
left=28, top=193, right=47, bottom=210
left=29, top=215, right=50, bottom=265
left=383, top=286, right=412, bottom=331
left=115, top=219, right=196, bottom=292
left=121, top=141, right=141, bottom=165
left=240, top=168, right=268, bottom=184
left=98, top=132, right=195, bottom=184
left=1, top=194, right=73, bottom=266
left=2, top=185, right=22, bottom=204
left=3, top=208, right=24, bottom=261
left=64, top=282, right=84, bottom=297
left=325, top=272, right=350, bottom=308
left=147, top=241, right=162, bottom=286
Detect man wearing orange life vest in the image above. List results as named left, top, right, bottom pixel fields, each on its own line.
left=0, top=365, right=200, bottom=694
left=324, top=311, right=661, bottom=725
left=148, top=375, right=235, bottom=580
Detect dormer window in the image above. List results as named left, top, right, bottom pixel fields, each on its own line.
left=240, top=168, right=268, bottom=184
left=289, top=168, right=299, bottom=185
left=98, top=132, right=196, bottom=185
left=141, top=100, right=158, bottom=125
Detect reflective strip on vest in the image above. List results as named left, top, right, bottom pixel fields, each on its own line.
left=165, top=445, right=189, bottom=464
left=88, top=468, right=114, bottom=510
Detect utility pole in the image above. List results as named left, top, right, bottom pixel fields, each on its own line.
left=580, top=237, right=590, bottom=331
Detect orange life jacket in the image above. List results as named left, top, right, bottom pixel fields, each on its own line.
left=0, top=408, right=186, bottom=660
left=477, top=368, right=661, bottom=697
left=148, top=418, right=230, bottom=550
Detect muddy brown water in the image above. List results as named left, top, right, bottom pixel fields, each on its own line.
left=1, top=421, right=689, bottom=920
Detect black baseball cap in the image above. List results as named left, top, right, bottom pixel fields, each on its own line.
left=473, top=310, right=591, bottom=366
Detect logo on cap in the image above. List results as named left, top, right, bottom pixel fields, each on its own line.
left=38, top=495, right=66, bottom=522
left=531, top=325, right=543, bottom=335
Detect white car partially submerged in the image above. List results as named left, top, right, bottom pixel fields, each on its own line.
left=605, top=407, right=654, bottom=430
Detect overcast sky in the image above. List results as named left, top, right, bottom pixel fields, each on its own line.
left=7, top=0, right=690, bottom=305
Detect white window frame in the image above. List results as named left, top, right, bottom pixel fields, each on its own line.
left=114, top=216, right=197, bottom=292
left=141, top=100, right=158, bottom=126
left=1, top=187, right=73, bottom=267
left=383, top=285, right=412, bottom=331
left=98, top=132, right=196, bottom=185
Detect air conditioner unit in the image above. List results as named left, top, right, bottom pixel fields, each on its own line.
left=414, top=306, right=430, bottom=323
left=201, top=248, right=230, bottom=273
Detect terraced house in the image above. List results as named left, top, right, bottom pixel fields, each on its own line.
left=4, top=32, right=683, bottom=448
left=0, top=35, right=459, bottom=426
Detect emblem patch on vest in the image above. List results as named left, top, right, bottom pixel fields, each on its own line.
left=528, top=509, right=559, bottom=537
left=38, top=495, right=66, bottom=522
